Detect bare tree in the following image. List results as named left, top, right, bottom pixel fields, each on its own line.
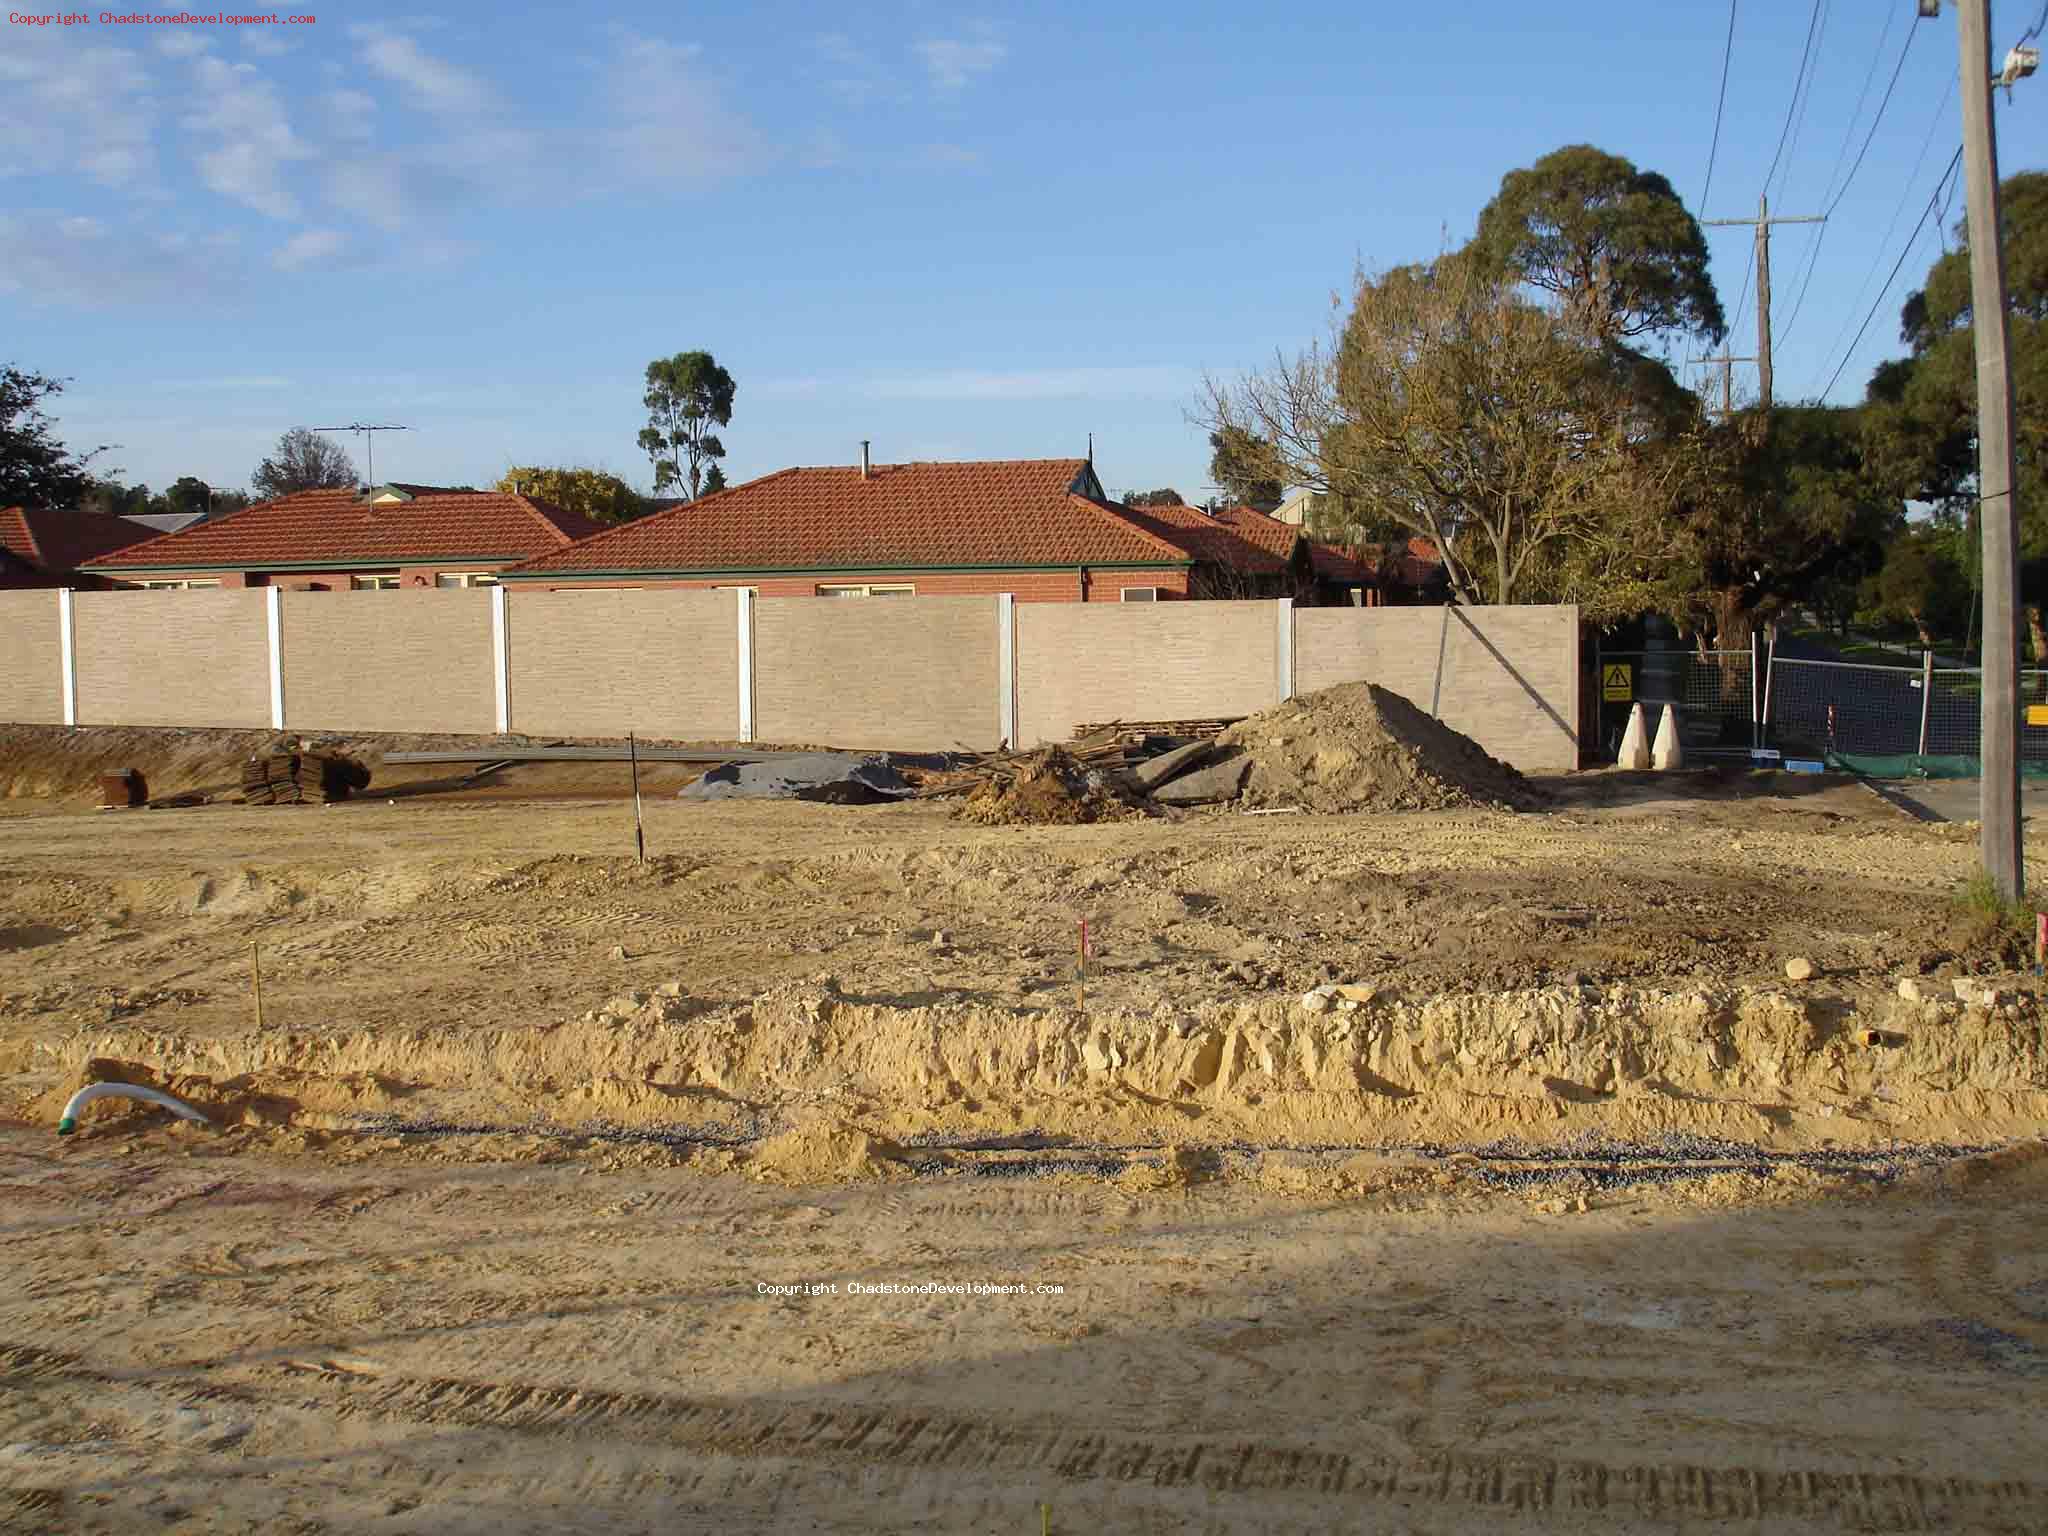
left=1200, top=253, right=1689, bottom=618
left=252, top=428, right=357, bottom=500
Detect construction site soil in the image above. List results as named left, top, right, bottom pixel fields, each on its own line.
left=3, top=723, right=2047, bottom=1533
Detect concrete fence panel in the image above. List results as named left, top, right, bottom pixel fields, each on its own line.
left=508, top=588, right=739, bottom=739
left=73, top=589, right=271, bottom=728
left=753, top=595, right=999, bottom=751
left=1295, top=603, right=1579, bottom=772
left=282, top=590, right=496, bottom=735
left=1017, top=601, right=1279, bottom=746
left=0, top=591, right=63, bottom=725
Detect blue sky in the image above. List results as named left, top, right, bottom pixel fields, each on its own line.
left=3, top=0, right=2043, bottom=501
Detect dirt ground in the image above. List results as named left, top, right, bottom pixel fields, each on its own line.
left=4, top=725, right=2048, bottom=1532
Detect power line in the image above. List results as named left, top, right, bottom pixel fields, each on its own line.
left=1815, top=144, right=1963, bottom=403
left=1812, top=73, right=1955, bottom=394
left=1763, top=0, right=1828, bottom=196
left=1826, top=17, right=1919, bottom=216
left=1773, top=0, right=1833, bottom=206
left=1699, top=0, right=1741, bottom=213
left=1814, top=2, right=1899, bottom=209
left=1780, top=16, right=1921, bottom=349
left=1726, top=0, right=1825, bottom=348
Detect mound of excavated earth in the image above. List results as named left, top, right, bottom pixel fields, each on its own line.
left=954, top=746, right=1147, bottom=826
left=1217, top=682, right=1536, bottom=813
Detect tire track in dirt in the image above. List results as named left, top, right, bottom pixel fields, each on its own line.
left=16, top=1337, right=2040, bottom=1528
left=326, top=1369, right=2048, bottom=1529
left=40, top=1340, right=2008, bottom=1533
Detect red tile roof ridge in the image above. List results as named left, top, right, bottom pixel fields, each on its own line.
left=84, top=486, right=606, bottom=570
left=0, top=506, right=39, bottom=564
left=80, top=486, right=292, bottom=567
left=507, top=466, right=808, bottom=568
left=1067, top=493, right=1200, bottom=563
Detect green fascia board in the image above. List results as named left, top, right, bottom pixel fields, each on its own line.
left=495, top=560, right=1191, bottom=582
left=83, top=556, right=519, bottom=574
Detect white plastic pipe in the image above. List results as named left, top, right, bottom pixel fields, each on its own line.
left=56, top=1082, right=211, bottom=1136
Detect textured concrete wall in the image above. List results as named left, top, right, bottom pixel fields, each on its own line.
left=754, top=595, right=1000, bottom=751
left=514, top=569, right=1193, bottom=602
left=509, top=588, right=739, bottom=739
left=1017, top=601, right=1281, bottom=746
left=0, top=591, right=62, bottom=724
left=282, top=590, right=495, bottom=735
left=72, top=590, right=271, bottom=728
left=1295, top=604, right=1579, bottom=772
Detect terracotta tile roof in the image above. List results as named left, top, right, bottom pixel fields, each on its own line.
left=1353, top=535, right=1448, bottom=590
left=84, top=488, right=604, bottom=571
left=0, top=506, right=155, bottom=573
left=1307, top=542, right=1373, bottom=582
left=1209, top=504, right=1303, bottom=563
left=1111, top=503, right=1292, bottom=577
left=506, top=459, right=1195, bottom=576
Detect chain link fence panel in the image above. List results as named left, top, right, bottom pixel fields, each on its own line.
left=1767, top=656, right=2048, bottom=764
left=1594, top=648, right=1755, bottom=759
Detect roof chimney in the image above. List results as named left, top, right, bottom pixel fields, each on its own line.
left=860, top=440, right=871, bottom=480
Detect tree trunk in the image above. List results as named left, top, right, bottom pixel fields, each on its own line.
left=1709, top=588, right=1754, bottom=693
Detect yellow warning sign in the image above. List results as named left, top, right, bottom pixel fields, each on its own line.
left=2028, top=704, right=2048, bottom=727
left=1602, top=663, right=1633, bottom=702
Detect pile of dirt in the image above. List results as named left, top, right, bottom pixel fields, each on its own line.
left=743, top=1119, right=912, bottom=1183
left=954, top=746, right=1146, bottom=826
left=1219, top=683, right=1536, bottom=813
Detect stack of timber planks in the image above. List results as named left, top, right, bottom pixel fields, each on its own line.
left=241, top=751, right=372, bottom=805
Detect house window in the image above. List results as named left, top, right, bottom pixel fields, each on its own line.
left=434, top=572, right=498, bottom=588
left=351, top=573, right=401, bottom=591
left=1120, top=587, right=1161, bottom=602
left=816, top=583, right=914, bottom=597
left=138, top=579, right=223, bottom=590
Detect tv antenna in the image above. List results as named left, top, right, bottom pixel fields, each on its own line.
left=312, top=422, right=410, bottom=496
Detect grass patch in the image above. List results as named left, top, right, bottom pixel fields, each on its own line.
left=1953, top=869, right=2044, bottom=966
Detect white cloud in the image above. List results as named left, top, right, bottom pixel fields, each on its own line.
left=916, top=35, right=1006, bottom=91
left=157, top=33, right=212, bottom=59
left=601, top=32, right=767, bottom=182
left=0, top=36, right=160, bottom=190
left=909, top=143, right=983, bottom=170
left=159, top=375, right=293, bottom=392
left=273, top=228, right=347, bottom=271
left=0, top=214, right=225, bottom=307
left=759, top=366, right=1191, bottom=403
left=324, top=159, right=411, bottom=232
left=873, top=366, right=1190, bottom=401
left=241, top=31, right=292, bottom=58
left=350, top=24, right=491, bottom=116
left=810, top=32, right=896, bottom=106
left=325, top=89, right=378, bottom=142
left=184, top=55, right=310, bottom=217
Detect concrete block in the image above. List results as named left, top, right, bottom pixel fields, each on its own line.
left=1151, top=749, right=1251, bottom=805
left=1132, top=740, right=1219, bottom=793
left=1651, top=704, right=1684, bottom=770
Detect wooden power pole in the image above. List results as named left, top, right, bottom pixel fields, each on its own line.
left=1704, top=194, right=1825, bottom=410
left=1957, top=0, right=2025, bottom=899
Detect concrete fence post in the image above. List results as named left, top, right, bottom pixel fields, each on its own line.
left=735, top=586, right=756, bottom=743
left=265, top=587, right=286, bottom=729
left=1275, top=597, right=1295, bottom=703
left=57, top=587, right=78, bottom=728
left=996, top=593, right=1017, bottom=748
left=490, top=584, right=511, bottom=734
